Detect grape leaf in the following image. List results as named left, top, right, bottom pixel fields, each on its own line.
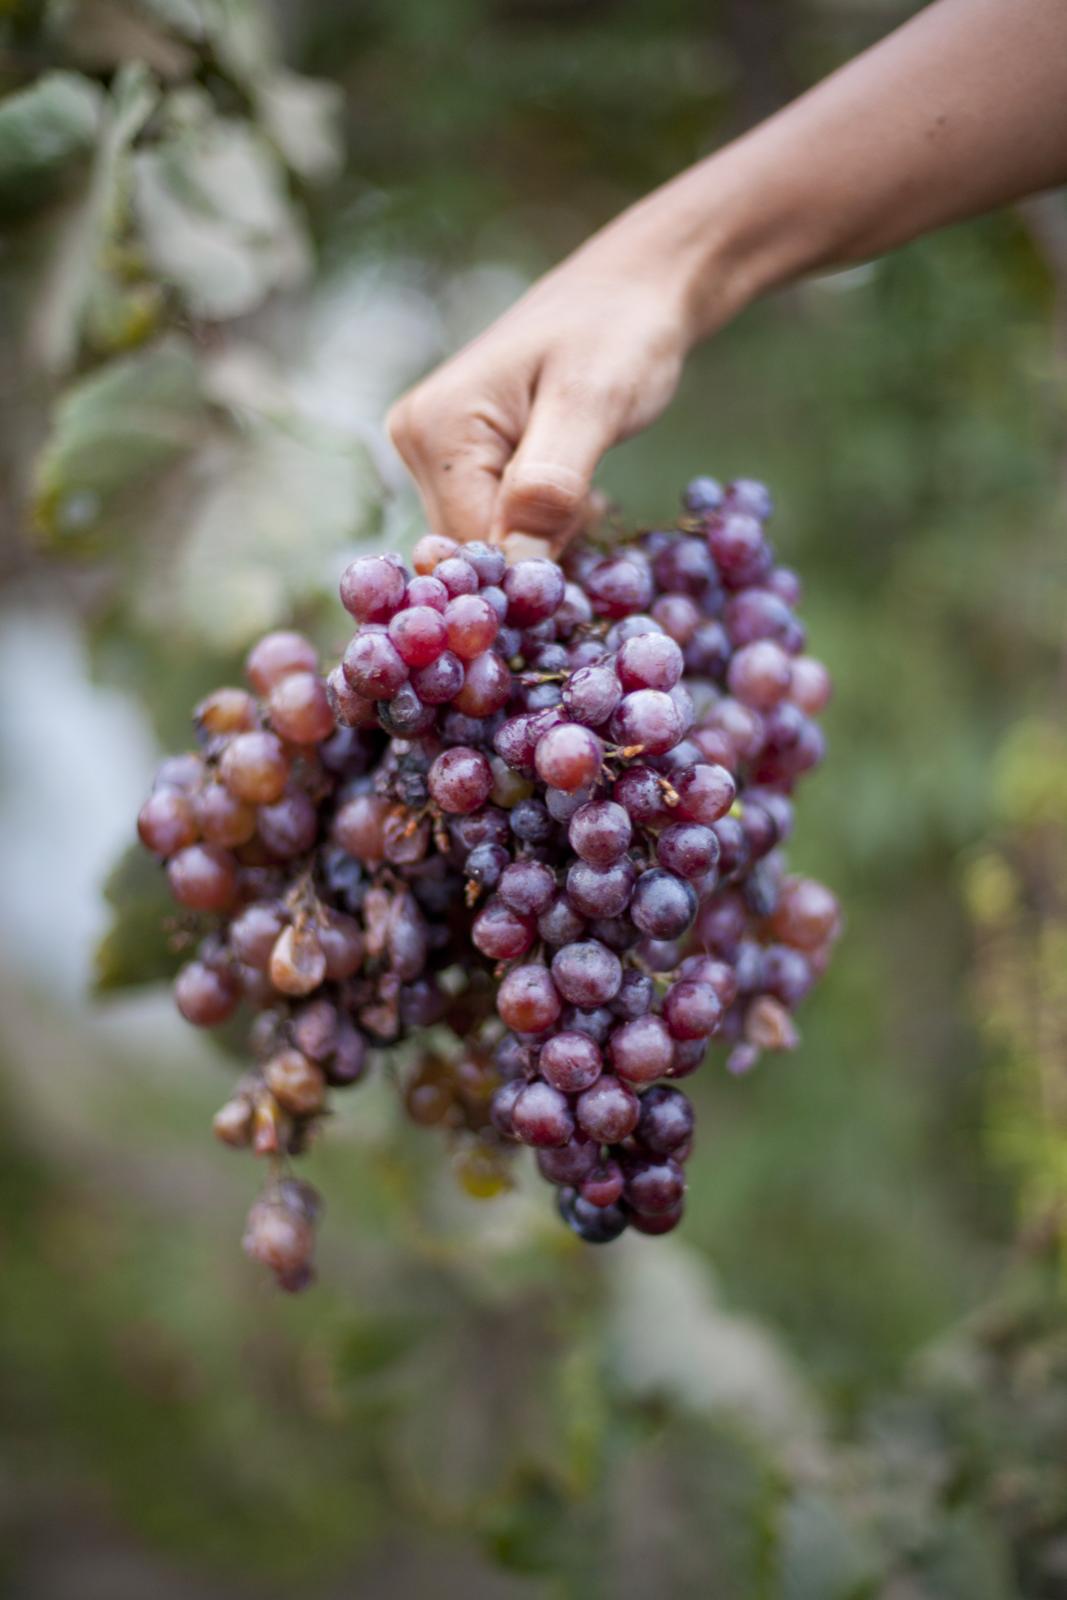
left=32, top=337, right=209, bottom=550
left=132, top=110, right=311, bottom=320
left=94, top=842, right=188, bottom=994
left=0, top=71, right=103, bottom=213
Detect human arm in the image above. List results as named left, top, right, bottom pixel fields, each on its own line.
left=387, top=0, right=1067, bottom=551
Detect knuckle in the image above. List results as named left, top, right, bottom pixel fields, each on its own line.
left=386, top=398, right=414, bottom=453
left=506, top=465, right=586, bottom=524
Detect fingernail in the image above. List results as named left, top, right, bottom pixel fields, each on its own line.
left=501, top=532, right=554, bottom=563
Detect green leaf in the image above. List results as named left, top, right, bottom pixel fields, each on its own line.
left=254, top=71, right=343, bottom=185
left=132, top=113, right=310, bottom=319
left=94, top=842, right=187, bottom=994
left=25, top=62, right=158, bottom=375
left=778, top=1491, right=882, bottom=1600
left=33, top=337, right=208, bottom=550
left=0, top=71, right=102, bottom=212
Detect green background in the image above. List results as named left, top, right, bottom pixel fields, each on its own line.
left=1, top=2, right=1065, bottom=1595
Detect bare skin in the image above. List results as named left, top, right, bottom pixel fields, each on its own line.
left=387, top=0, right=1067, bottom=553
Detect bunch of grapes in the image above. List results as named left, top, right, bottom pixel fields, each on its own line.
left=136, top=474, right=840, bottom=1287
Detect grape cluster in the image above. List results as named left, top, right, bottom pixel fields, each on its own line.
left=137, top=474, right=840, bottom=1286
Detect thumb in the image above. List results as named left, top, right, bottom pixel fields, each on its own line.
left=491, top=378, right=611, bottom=552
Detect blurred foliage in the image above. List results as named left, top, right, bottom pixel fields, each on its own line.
left=1, top=0, right=1067, bottom=1596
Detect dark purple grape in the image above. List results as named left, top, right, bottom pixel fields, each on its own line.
left=538, top=893, right=586, bottom=946
left=609, top=1015, right=673, bottom=1084
left=503, top=559, right=565, bottom=625
left=257, top=790, right=318, bottom=859
left=588, top=916, right=640, bottom=952
left=461, top=541, right=507, bottom=585
left=711, top=815, right=750, bottom=880
left=585, top=556, right=653, bottom=619
left=537, top=1137, right=599, bottom=1186
left=568, top=800, right=632, bottom=867
left=616, top=632, right=684, bottom=693
left=673, top=763, right=736, bottom=825
left=445, top=593, right=500, bottom=659
left=656, top=822, right=719, bottom=880
left=637, top=937, right=684, bottom=972
left=683, top=475, right=724, bottom=514
left=561, top=1005, right=615, bottom=1044
left=510, top=797, right=555, bottom=844
left=662, top=979, right=723, bottom=1040
left=498, top=859, right=556, bottom=916
left=695, top=889, right=748, bottom=956
left=490, top=1078, right=525, bottom=1139
left=724, top=587, right=797, bottom=649
left=707, top=512, right=773, bottom=588
left=435, top=556, right=480, bottom=597
left=472, top=898, right=536, bottom=961
left=138, top=787, right=199, bottom=857
left=613, top=765, right=670, bottom=827
left=175, top=960, right=239, bottom=1026
left=497, top=964, right=562, bottom=1033
left=580, top=1160, right=625, bottom=1208
left=727, top=640, right=792, bottom=710
left=630, top=869, right=697, bottom=940
left=625, top=1157, right=686, bottom=1216
left=451, top=805, right=511, bottom=852
left=628, top=1202, right=685, bottom=1236
left=343, top=630, right=409, bottom=698
left=377, top=684, right=435, bottom=737
left=465, top=841, right=510, bottom=892
left=454, top=651, right=512, bottom=716
left=652, top=593, right=702, bottom=645
left=562, top=663, right=622, bottom=727
left=512, top=1078, right=573, bottom=1146
left=635, top=1086, right=694, bottom=1157
left=683, top=620, right=731, bottom=678
left=339, top=556, right=407, bottom=622
left=604, top=613, right=663, bottom=650
left=558, top=1188, right=628, bottom=1243
left=539, top=1032, right=602, bottom=1093
left=576, top=1075, right=640, bottom=1142
left=428, top=746, right=493, bottom=813
left=669, top=1038, right=707, bottom=1079
left=411, top=650, right=465, bottom=705
left=610, top=968, right=654, bottom=1020
left=550, top=939, right=623, bottom=1008
left=405, top=574, right=449, bottom=612
left=610, top=690, right=684, bottom=757
left=726, top=477, right=773, bottom=519
left=762, top=944, right=814, bottom=1007
left=535, top=723, right=603, bottom=792
left=545, top=785, right=593, bottom=823
left=565, top=857, right=636, bottom=919
left=652, top=535, right=718, bottom=598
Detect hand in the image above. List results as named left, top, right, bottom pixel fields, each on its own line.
left=387, top=236, right=695, bottom=554
left=389, top=0, right=1067, bottom=556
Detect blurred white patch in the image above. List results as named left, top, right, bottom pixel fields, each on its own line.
left=0, top=601, right=157, bottom=997
left=607, top=1237, right=818, bottom=1443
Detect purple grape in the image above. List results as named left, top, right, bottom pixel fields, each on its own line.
left=568, top=800, right=632, bottom=867
left=562, top=663, right=622, bottom=727
left=539, top=1032, right=602, bottom=1093
left=551, top=939, right=623, bottom=1007
left=630, top=869, right=697, bottom=940
left=636, top=1086, right=694, bottom=1157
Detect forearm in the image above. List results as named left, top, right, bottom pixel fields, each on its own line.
left=592, top=0, right=1067, bottom=342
